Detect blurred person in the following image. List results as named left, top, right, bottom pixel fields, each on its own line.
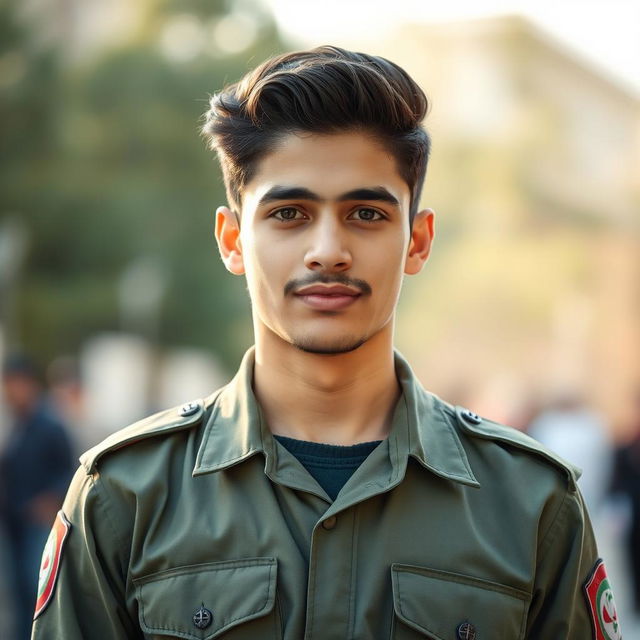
left=32, top=47, right=621, bottom=639
left=528, top=392, right=613, bottom=516
left=610, top=392, right=640, bottom=614
left=46, top=356, right=88, bottom=450
left=0, top=354, right=75, bottom=640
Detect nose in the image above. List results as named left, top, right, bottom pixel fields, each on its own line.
left=303, top=215, right=352, bottom=272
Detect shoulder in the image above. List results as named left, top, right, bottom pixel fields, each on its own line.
left=79, top=392, right=221, bottom=474
left=440, top=399, right=581, bottom=490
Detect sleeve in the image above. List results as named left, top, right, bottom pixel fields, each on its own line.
left=525, top=484, right=622, bottom=639
left=31, top=465, right=141, bottom=639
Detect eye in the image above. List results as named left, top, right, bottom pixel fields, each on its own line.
left=349, top=207, right=385, bottom=222
left=270, top=207, right=306, bottom=222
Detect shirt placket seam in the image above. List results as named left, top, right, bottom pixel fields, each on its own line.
left=347, top=506, right=360, bottom=639
left=304, top=530, right=318, bottom=640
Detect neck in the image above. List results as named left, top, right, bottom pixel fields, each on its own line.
left=252, top=325, right=400, bottom=445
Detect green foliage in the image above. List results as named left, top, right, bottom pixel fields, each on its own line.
left=0, top=0, right=286, bottom=370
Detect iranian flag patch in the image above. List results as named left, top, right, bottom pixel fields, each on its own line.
left=584, top=559, right=622, bottom=640
left=34, top=510, right=71, bottom=620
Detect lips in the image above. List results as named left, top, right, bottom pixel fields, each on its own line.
left=295, top=284, right=360, bottom=297
left=294, top=284, right=361, bottom=311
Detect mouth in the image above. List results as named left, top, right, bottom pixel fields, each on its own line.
left=294, top=285, right=362, bottom=311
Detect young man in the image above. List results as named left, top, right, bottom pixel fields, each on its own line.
left=32, top=47, right=621, bottom=639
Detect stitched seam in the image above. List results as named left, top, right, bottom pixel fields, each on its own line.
left=89, top=473, right=129, bottom=578
left=396, top=571, right=439, bottom=638
left=518, top=596, right=527, bottom=640
left=347, top=509, right=359, bottom=638
left=536, top=487, right=570, bottom=566
left=456, top=414, right=577, bottom=487
left=197, top=391, right=224, bottom=467
left=437, top=404, right=475, bottom=477
left=395, top=569, right=527, bottom=640
left=399, top=391, right=410, bottom=481
left=397, top=567, right=531, bottom=601
left=134, top=558, right=275, bottom=585
left=305, top=544, right=317, bottom=639
left=275, top=591, right=283, bottom=637
left=198, top=402, right=219, bottom=465
left=394, top=565, right=530, bottom=600
left=203, top=449, right=261, bottom=471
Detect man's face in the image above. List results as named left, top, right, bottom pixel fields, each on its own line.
left=216, top=131, right=433, bottom=355
left=2, top=373, right=39, bottom=415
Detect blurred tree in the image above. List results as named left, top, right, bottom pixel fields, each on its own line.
left=1, top=0, right=287, bottom=371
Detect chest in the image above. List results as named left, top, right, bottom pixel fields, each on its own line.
left=124, top=460, right=535, bottom=640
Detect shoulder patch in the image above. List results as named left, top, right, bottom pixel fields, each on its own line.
left=80, top=397, right=211, bottom=473
left=453, top=405, right=581, bottom=489
left=584, top=559, right=622, bottom=640
left=34, top=510, right=71, bottom=619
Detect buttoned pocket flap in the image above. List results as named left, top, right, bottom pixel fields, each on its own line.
left=135, top=557, right=277, bottom=639
left=391, top=564, right=529, bottom=640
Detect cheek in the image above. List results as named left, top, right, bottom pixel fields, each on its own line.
left=368, top=238, right=407, bottom=291
left=242, top=231, right=291, bottom=302
left=377, top=269, right=404, bottom=304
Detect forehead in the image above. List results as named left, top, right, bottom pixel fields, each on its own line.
left=242, top=131, right=410, bottom=210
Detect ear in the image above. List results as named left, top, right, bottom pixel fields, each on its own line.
left=214, top=206, right=245, bottom=275
left=404, top=208, right=435, bottom=275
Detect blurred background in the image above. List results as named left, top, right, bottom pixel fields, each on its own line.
left=0, top=0, right=638, bottom=637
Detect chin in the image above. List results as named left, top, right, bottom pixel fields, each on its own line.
left=290, top=335, right=368, bottom=355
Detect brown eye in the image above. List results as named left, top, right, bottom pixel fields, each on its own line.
left=272, top=207, right=302, bottom=221
left=352, top=208, right=384, bottom=222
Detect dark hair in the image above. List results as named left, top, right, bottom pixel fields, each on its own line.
left=201, top=46, right=431, bottom=225
left=2, top=352, right=41, bottom=382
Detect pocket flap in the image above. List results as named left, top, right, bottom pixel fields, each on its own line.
left=135, top=557, right=277, bottom=639
left=391, top=564, right=529, bottom=640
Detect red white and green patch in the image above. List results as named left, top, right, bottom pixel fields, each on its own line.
left=584, top=559, right=622, bottom=640
left=34, top=510, right=71, bottom=620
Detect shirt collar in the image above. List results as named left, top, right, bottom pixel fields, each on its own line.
left=193, top=346, right=479, bottom=488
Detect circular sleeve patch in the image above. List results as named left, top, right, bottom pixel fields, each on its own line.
left=583, top=559, right=622, bottom=640
left=34, top=510, right=71, bottom=620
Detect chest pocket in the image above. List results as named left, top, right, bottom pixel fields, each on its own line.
left=134, top=557, right=280, bottom=639
left=390, top=564, right=529, bottom=640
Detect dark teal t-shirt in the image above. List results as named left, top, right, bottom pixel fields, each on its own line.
left=274, top=435, right=383, bottom=500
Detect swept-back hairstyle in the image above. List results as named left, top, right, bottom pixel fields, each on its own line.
left=201, top=46, right=431, bottom=225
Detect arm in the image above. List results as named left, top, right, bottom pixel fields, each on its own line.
left=526, top=485, right=621, bottom=639
left=31, top=466, right=141, bottom=639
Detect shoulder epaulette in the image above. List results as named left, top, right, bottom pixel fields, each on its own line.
left=80, top=398, right=210, bottom=473
left=452, top=405, right=582, bottom=490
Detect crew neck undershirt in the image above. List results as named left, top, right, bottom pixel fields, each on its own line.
left=274, top=435, right=383, bottom=501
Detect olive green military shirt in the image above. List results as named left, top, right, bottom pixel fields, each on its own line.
left=31, top=347, right=621, bottom=639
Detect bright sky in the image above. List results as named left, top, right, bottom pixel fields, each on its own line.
left=264, top=0, right=640, bottom=97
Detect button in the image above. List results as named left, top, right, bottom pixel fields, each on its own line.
left=461, top=408, right=482, bottom=424
left=456, top=621, right=477, bottom=640
left=180, top=401, right=200, bottom=417
left=322, top=516, right=337, bottom=530
left=193, top=604, right=212, bottom=629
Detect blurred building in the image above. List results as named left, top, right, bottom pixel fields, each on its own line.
left=10, top=4, right=640, bottom=433
left=365, top=16, right=640, bottom=433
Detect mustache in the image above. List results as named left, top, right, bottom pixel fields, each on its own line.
left=284, top=274, right=372, bottom=296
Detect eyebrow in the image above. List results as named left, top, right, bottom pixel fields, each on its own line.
left=257, top=185, right=400, bottom=208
